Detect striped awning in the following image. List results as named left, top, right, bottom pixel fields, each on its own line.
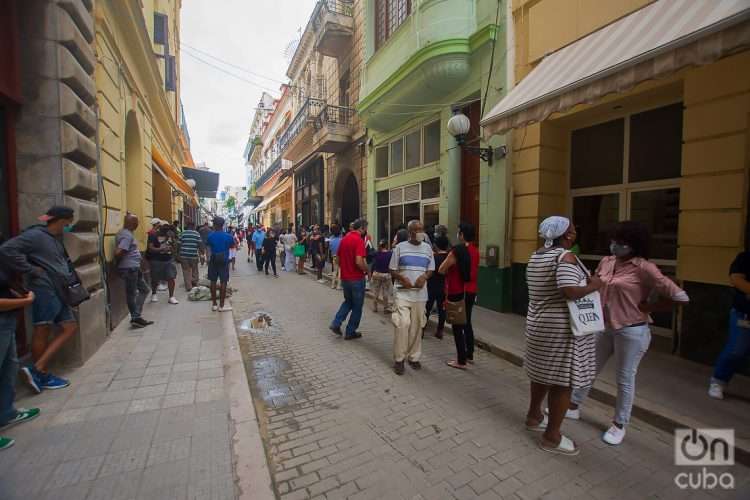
left=481, top=0, right=750, bottom=136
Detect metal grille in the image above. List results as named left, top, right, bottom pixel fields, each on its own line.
left=403, top=183, right=420, bottom=202
left=389, top=187, right=403, bottom=204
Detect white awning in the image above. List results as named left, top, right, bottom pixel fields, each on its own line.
left=481, top=0, right=750, bottom=136
left=252, top=181, right=289, bottom=214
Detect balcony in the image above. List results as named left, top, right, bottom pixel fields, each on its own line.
left=254, top=156, right=282, bottom=191
left=312, top=0, right=354, bottom=59
left=279, top=98, right=324, bottom=163
left=313, top=105, right=354, bottom=153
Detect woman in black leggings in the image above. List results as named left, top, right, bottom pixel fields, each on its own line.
left=439, top=223, right=480, bottom=370
left=262, top=231, right=278, bottom=277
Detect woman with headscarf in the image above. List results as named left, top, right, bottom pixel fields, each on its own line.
left=524, top=216, right=601, bottom=456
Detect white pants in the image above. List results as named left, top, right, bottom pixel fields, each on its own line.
left=392, top=299, right=426, bottom=363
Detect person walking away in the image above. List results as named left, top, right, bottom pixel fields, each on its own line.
left=262, top=230, right=279, bottom=277
left=229, top=230, right=239, bottom=271
left=246, top=225, right=255, bottom=263
left=389, top=220, right=435, bottom=375
left=709, top=249, right=750, bottom=400
left=0, top=263, right=40, bottom=450
left=206, top=217, right=235, bottom=312
left=280, top=229, right=297, bottom=272
left=147, top=225, right=179, bottom=304
left=441, top=224, right=480, bottom=367
left=329, top=226, right=343, bottom=289
left=371, top=240, right=393, bottom=313
left=0, top=206, right=81, bottom=392
left=297, top=230, right=309, bottom=275
left=252, top=226, right=266, bottom=272
left=569, top=221, right=688, bottom=445
left=524, top=216, right=600, bottom=456
left=426, top=235, right=450, bottom=339
left=115, top=214, right=153, bottom=328
left=178, top=222, right=202, bottom=291
left=310, top=227, right=325, bottom=283
left=330, top=219, right=369, bottom=340
left=198, top=222, right=210, bottom=265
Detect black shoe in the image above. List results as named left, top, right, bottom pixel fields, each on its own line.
left=132, top=317, right=154, bottom=326
left=408, top=360, right=422, bottom=370
left=130, top=320, right=145, bottom=329
left=344, top=332, right=362, bottom=340
left=329, top=325, right=343, bottom=336
left=394, top=361, right=405, bottom=375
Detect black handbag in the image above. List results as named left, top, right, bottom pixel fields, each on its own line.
left=33, top=231, right=91, bottom=307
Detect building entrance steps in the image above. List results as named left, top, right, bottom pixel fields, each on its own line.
left=304, top=263, right=750, bottom=465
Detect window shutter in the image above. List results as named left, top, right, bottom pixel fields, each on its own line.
left=165, top=55, right=176, bottom=91
left=389, top=187, right=403, bottom=204
left=154, top=13, right=168, bottom=45
left=403, top=184, right=420, bottom=202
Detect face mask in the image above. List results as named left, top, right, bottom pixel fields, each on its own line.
left=157, top=236, right=166, bottom=243
left=63, top=224, right=74, bottom=233
left=610, top=242, right=631, bottom=258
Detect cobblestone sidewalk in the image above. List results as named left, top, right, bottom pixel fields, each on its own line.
left=0, top=280, right=249, bottom=499
left=232, top=258, right=750, bottom=500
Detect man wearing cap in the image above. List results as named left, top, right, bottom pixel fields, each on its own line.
left=206, top=217, right=235, bottom=312
left=0, top=206, right=78, bottom=393
left=115, top=214, right=153, bottom=328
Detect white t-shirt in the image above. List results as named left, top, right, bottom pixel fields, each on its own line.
left=280, top=233, right=297, bottom=251
left=389, top=240, right=435, bottom=302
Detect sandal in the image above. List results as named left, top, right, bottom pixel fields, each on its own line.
left=538, top=435, right=580, bottom=456
left=446, top=360, right=467, bottom=370
left=525, top=414, right=547, bottom=432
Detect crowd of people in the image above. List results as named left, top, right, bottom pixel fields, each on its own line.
left=0, top=205, right=747, bottom=459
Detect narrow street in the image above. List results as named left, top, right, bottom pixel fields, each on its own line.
left=230, top=250, right=750, bottom=500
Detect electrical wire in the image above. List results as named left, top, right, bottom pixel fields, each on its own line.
left=180, top=43, right=287, bottom=85
left=181, top=50, right=281, bottom=94
left=481, top=0, right=503, bottom=119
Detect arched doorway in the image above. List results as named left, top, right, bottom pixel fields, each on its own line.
left=124, top=111, right=144, bottom=239
left=340, top=172, right=359, bottom=229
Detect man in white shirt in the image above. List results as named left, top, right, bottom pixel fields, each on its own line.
left=389, top=219, right=435, bottom=375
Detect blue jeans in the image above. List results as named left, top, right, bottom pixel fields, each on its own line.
left=712, top=309, right=750, bottom=385
left=30, top=285, right=74, bottom=326
left=331, top=279, right=365, bottom=336
left=0, top=315, right=19, bottom=425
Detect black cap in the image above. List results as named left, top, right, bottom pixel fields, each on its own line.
left=213, top=216, right=225, bottom=227
left=38, top=206, right=74, bottom=222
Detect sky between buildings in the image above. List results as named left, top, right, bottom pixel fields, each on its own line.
left=181, top=0, right=318, bottom=187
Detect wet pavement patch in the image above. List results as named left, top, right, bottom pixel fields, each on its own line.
left=239, top=311, right=276, bottom=335
left=248, top=355, right=305, bottom=408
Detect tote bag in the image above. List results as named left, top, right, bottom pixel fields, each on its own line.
left=558, top=251, right=605, bottom=337
left=445, top=296, right=467, bottom=326
left=292, top=243, right=306, bottom=258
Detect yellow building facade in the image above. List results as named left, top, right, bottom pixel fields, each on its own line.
left=484, top=0, right=750, bottom=364
left=95, top=0, right=195, bottom=326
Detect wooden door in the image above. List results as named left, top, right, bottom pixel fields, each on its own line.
left=460, top=100, right=481, bottom=237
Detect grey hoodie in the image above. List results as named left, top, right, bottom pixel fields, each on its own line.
left=0, top=225, right=73, bottom=290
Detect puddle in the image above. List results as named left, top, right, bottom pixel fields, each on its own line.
left=239, top=311, right=276, bottom=335
left=249, top=355, right=306, bottom=408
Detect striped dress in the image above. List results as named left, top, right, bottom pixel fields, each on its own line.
left=525, top=247, right=596, bottom=388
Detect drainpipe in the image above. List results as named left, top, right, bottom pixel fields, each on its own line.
left=94, top=102, right=112, bottom=333
left=503, top=0, right=515, bottom=269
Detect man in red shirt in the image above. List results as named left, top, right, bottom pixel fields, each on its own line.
left=329, top=219, right=369, bottom=339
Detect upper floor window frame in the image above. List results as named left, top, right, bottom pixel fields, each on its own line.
left=375, top=0, right=412, bottom=50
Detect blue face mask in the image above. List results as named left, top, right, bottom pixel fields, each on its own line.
left=63, top=224, right=74, bottom=233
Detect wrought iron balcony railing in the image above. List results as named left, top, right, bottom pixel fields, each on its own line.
left=278, top=98, right=325, bottom=152
left=254, top=156, right=282, bottom=189
left=322, top=0, right=353, bottom=17
left=316, top=104, right=355, bottom=128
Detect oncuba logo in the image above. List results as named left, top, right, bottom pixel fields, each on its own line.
left=574, top=297, right=600, bottom=325
left=674, top=429, right=735, bottom=490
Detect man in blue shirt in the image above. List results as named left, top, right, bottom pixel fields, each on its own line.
left=251, top=226, right=266, bottom=272
left=206, top=217, right=235, bottom=312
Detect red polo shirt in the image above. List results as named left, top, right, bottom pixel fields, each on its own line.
left=338, top=231, right=366, bottom=281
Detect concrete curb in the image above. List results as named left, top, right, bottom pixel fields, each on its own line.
left=306, top=266, right=750, bottom=466
left=221, top=308, right=276, bottom=500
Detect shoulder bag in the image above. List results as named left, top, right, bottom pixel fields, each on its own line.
left=558, top=250, right=605, bottom=336
left=33, top=232, right=90, bottom=307
left=445, top=295, right=467, bottom=326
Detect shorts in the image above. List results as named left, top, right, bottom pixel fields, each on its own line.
left=30, top=285, right=75, bottom=326
left=207, top=262, right=230, bottom=283
left=150, top=259, right=177, bottom=282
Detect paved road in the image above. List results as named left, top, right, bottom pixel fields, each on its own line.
left=231, top=252, right=749, bottom=500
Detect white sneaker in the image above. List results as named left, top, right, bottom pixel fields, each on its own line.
left=317, top=279, right=326, bottom=284
left=168, top=297, right=179, bottom=305
left=602, top=424, right=626, bottom=445
left=151, top=295, right=159, bottom=303
left=544, top=407, right=580, bottom=420
left=157, top=283, right=168, bottom=291
left=219, top=305, right=233, bottom=312
left=708, top=382, right=724, bottom=400
left=211, top=304, right=218, bottom=312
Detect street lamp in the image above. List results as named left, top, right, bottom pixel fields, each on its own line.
left=446, top=110, right=506, bottom=166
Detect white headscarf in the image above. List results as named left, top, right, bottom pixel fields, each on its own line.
left=539, top=216, right=570, bottom=248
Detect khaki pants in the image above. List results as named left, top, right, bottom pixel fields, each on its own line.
left=392, top=299, right=426, bottom=363
left=371, top=272, right=393, bottom=311
left=180, top=257, right=199, bottom=291
left=331, top=256, right=341, bottom=290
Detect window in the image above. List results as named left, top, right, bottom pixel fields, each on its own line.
left=375, top=146, right=389, bottom=178
left=423, top=121, right=441, bottom=164
left=405, top=130, right=421, bottom=170
left=374, top=121, right=440, bottom=179
left=376, top=178, right=441, bottom=242
left=571, top=102, right=682, bottom=266
left=375, top=0, right=411, bottom=49
left=154, top=13, right=168, bottom=45
left=390, top=138, right=403, bottom=175
left=165, top=55, right=176, bottom=91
